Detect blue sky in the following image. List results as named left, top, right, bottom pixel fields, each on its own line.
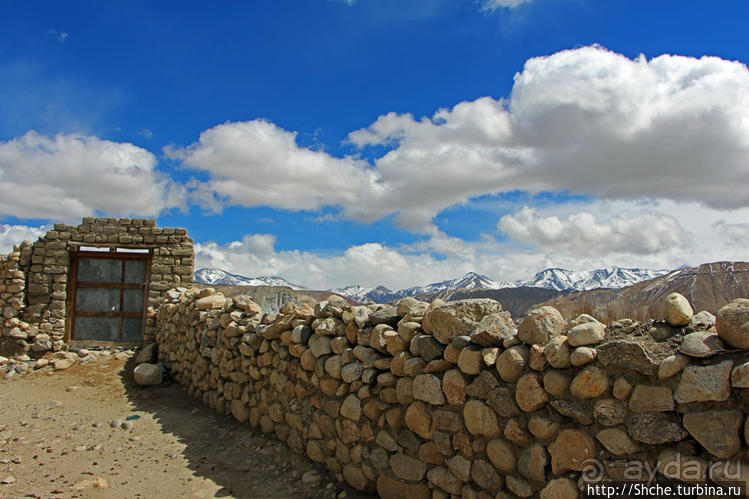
left=1, top=0, right=748, bottom=290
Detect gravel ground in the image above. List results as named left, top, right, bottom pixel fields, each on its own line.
left=0, top=353, right=373, bottom=499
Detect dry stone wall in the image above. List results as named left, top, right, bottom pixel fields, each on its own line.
left=155, top=288, right=749, bottom=498
left=0, top=217, right=193, bottom=357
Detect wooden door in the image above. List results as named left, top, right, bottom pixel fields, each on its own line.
left=67, top=249, right=151, bottom=344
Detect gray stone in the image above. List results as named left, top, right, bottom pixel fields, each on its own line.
left=549, top=400, right=593, bottom=425
left=597, top=340, right=658, bottom=375
left=674, top=360, right=732, bottom=404
left=133, top=363, right=162, bottom=386
left=679, top=331, right=725, bottom=358
left=423, top=299, right=503, bottom=345
left=570, top=346, right=597, bottom=366
left=370, top=306, right=399, bottom=326
left=567, top=321, right=605, bottom=347
left=658, top=353, right=690, bottom=379
left=135, top=343, right=157, bottom=364
left=413, top=374, right=446, bottom=405
left=413, top=335, right=444, bottom=361
left=593, top=398, right=626, bottom=426
left=626, top=412, right=687, bottom=444
left=341, top=362, right=364, bottom=383
left=470, top=312, right=516, bottom=347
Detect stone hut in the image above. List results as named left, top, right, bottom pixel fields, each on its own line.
left=0, top=217, right=193, bottom=356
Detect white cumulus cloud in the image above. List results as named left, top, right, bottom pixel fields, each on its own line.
left=0, top=131, right=185, bottom=220
left=174, top=46, right=749, bottom=233
left=497, top=206, right=686, bottom=256
left=167, top=120, right=384, bottom=219
left=0, top=224, right=50, bottom=254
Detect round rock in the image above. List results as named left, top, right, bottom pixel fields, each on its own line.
left=716, top=299, right=749, bottom=349
left=665, top=292, right=693, bottom=327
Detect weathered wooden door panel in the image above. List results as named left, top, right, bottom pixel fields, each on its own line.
left=67, top=249, right=151, bottom=344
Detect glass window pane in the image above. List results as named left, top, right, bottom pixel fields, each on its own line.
left=76, top=288, right=120, bottom=312
left=123, top=288, right=144, bottom=313
left=124, top=260, right=147, bottom=284
left=122, top=318, right=142, bottom=342
left=78, top=258, right=122, bottom=283
left=74, top=317, right=119, bottom=341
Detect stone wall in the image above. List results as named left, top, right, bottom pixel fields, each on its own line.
left=0, top=217, right=193, bottom=356
left=155, top=287, right=749, bottom=498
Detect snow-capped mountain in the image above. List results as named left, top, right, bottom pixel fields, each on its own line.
left=395, top=272, right=512, bottom=297
left=333, top=272, right=511, bottom=303
left=331, top=285, right=396, bottom=304
left=194, top=266, right=669, bottom=303
left=194, top=268, right=307, bottom=290
left=518, top=267, right=669, bottom=292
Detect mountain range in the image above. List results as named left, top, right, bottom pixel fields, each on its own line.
left=194, top=268, right=307, bottom=290
left=195, top=266, right=668, bottom=304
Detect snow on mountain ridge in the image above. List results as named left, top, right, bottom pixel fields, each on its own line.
left=194, top=266, right=668, bottom=303
left=194, top=268, right=307, bottom=290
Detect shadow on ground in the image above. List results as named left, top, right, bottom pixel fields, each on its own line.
left=120, top=357, right=375, bottom=499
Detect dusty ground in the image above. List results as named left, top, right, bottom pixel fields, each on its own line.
left=0, top=355, right=373, bottom=499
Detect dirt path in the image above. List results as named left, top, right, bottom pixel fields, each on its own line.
left=1, top=354, right=372, bottom=499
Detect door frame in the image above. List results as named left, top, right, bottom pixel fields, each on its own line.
left=65, top=246, right=153, bottom=346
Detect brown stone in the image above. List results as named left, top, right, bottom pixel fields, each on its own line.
left=628, top=385, right=674, bottom=412
left=544, top=336, right=571, bottom=369
left=487, top=438, right=516, bottom=472
left=596, top=428, right=640, bottom=456
left=518, top=306, right=564, bottom=345
left=518, top=443, right=548, bottom=482
left=390, top=453, right=427, bottom=482
left=516, top=373, right=549, bottom=412
left=343, top=465, right=371, bottom=492
left=540, top=478, right=578, bottom=499
left=548, top=429, right=596, bottom=475
left=543, top=370, right=570, bottom=398
left=496, top=345, right=529, bottom=382
left=569, top=366, right=609, bottom=399
left=442, top=369, right=467, bottom=407
left=405, top=401, right=433, bottom=439
left=471, top=459, right=503, bottom=493
left=426, top=466, right=463, bottom=495
left=376, top=473, right=429, bottom=499
left=683, top=410, right=742, bottom=459
left=463, top=400, right=500, bottom=437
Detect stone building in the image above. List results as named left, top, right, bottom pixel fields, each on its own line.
left=0, top=217, right=193, bottom=356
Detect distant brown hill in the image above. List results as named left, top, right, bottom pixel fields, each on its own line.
left=409, top=286, right=559, bottom=319
left=539, top=261, right=749, bottom=322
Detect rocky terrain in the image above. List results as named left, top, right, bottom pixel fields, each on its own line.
left=542, top=262, right=749, bottom=322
